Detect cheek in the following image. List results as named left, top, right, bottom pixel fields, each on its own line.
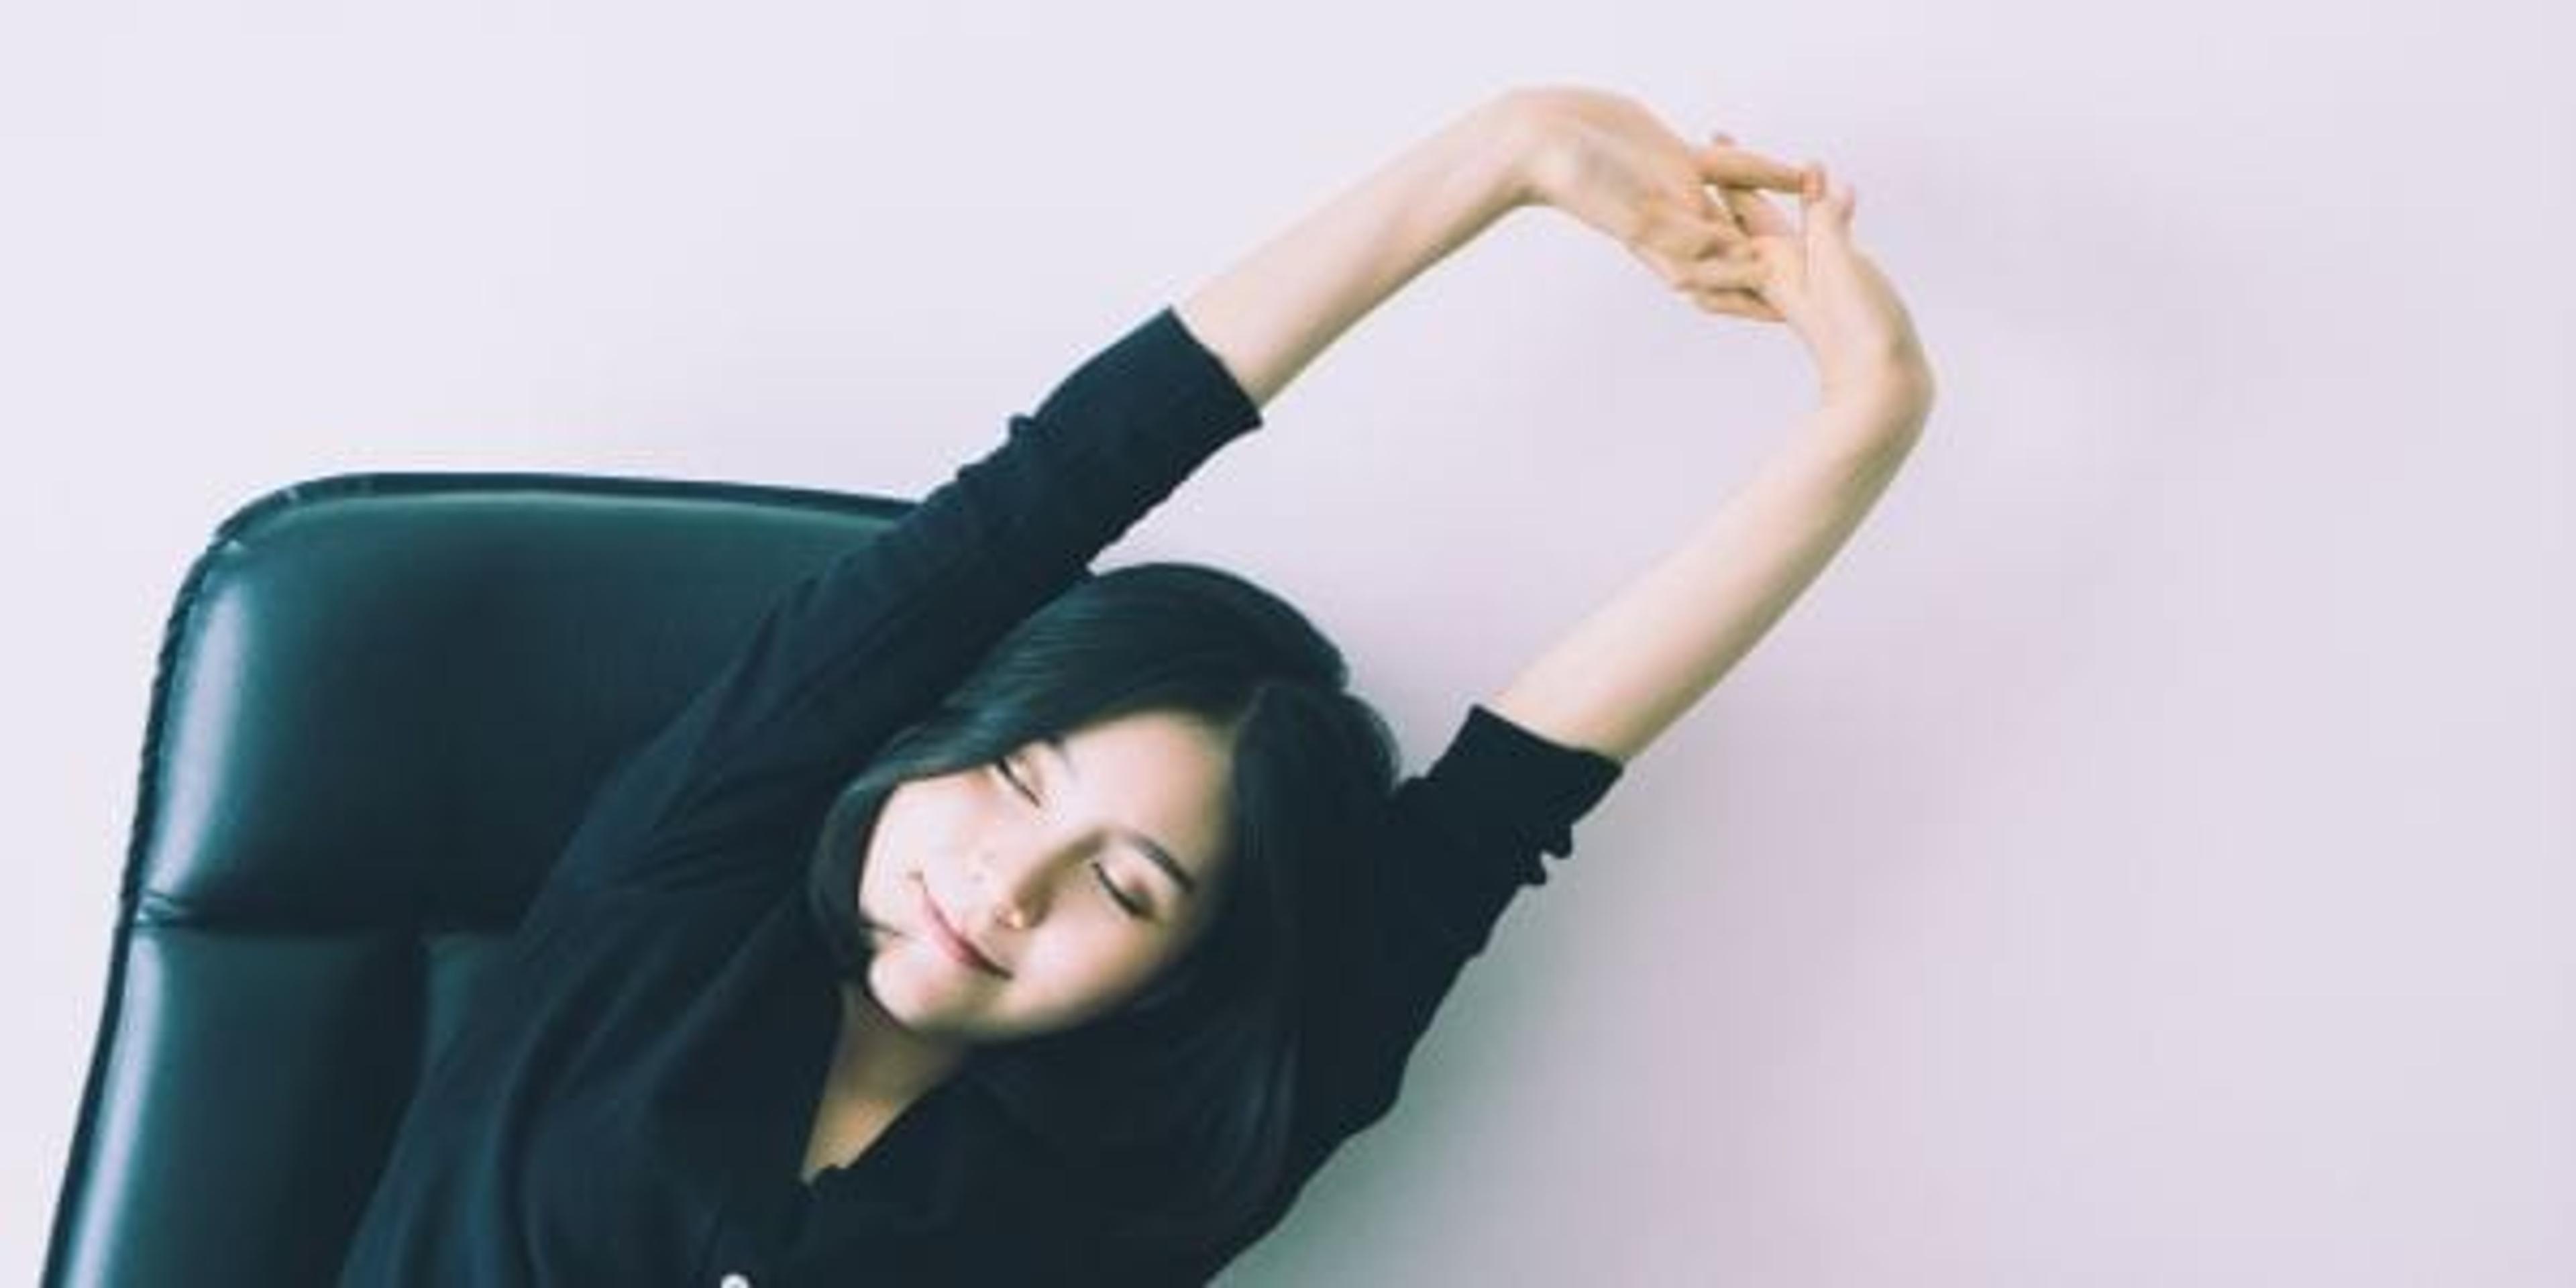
left=1043, top=933, right=1172, bottom=1011
left=860, top=798, right=943, bottom=932
left=865, top=784, right=953, bottom=871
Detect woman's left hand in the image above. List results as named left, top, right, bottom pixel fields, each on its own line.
left=1506, top=86, right=1816, bottom=321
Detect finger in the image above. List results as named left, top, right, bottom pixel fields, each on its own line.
left=1684, top=189, right=1748, bottom=244
left=1801, top=164, right=1858, bottom=248
left=1683, top=152, right=1748, bottom=237
left=1696, top=138, right=1811, bottom=193
left=1684, top=252, right=1767, bottom=294
left=1738, top=237, right=1806, bottom=313
left=1691, top=287, right=1782, bottom=323
left=1698, top=138, right=1809, bottom=192
left=1717, top=183, right=1793, bottom=239
left=1803, top=161, right=1859, bottom=223
left=1832, top=171, right=1860, bottom=224
left=1646, top=198, right=1743, bottom=261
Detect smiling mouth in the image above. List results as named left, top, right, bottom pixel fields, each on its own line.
left=914, top=874, right=1010, bottom=978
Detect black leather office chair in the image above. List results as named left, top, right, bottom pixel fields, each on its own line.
left=43, top=470, right=913, bottom=1286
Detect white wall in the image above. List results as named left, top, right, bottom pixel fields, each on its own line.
left=7, top=1, right=2569, bottom=1283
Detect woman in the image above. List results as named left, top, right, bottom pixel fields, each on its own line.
left=336, top=85, right=1933, bottom=1286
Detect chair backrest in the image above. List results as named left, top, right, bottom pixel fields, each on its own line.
left=43, top=470, right=910, bottom=1287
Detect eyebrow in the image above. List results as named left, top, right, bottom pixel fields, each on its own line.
left=1039, top=735, right=1199, bottom=897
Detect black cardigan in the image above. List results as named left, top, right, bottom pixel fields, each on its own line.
left=334, top=306, right=1624, bottom=1286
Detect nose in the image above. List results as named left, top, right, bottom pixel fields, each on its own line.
left=969, top=842, right=1052, bottom=931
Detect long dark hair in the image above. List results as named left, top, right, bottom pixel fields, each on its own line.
left=802, top=560, right=1399, bottom=1263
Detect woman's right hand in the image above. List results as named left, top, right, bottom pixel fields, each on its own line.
left=1725, top=162, right=1935, bottom=419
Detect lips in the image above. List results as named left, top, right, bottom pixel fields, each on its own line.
left=914, top=874, right=1010, bottom=978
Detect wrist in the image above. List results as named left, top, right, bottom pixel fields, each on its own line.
left=1478, top=91, right=1554, bottom=213
left=1817, top=367, right=1935, bottom=437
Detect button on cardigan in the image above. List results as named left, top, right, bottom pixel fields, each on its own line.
left=334, top=305, right=1624, bottom=1286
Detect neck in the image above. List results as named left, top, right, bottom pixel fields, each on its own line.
left=830, top=980, right=968, bottom=1103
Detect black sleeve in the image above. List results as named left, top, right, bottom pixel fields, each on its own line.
left=1332, top=702, right=1625, bottom=1135
left=533, top=307, right=1265, bottom=903
left=1195, top=704, right=1623, bottom=1271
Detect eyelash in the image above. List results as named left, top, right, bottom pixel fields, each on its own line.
left=994, top=754, right=1151, bottom=921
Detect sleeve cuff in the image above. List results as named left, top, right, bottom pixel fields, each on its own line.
left=1381, top=704, right=1626, bottom=962
left=1025, top=305, right=1265, bottom=460
left=1415, top=703, right=1625, bottom=883
left=1152, top=305, right=1265, bottom=434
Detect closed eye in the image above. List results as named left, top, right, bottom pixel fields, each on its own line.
left=1090, top=863, right=1150, bottom=920
left=995, top=754, right=1039, bottom=804
left=995, top=754, right=1155, bottom=922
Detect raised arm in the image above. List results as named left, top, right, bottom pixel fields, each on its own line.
left=1487, top=400, right=1926, bottom=765
left=1175, top=89, right=1817, bottom=409
left=1173, top=93, right=1535, bottom=409
left=1478, top=91, right=1939, bottom=765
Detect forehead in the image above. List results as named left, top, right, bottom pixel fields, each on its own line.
left=1049, top=710, right=1236, bottom=877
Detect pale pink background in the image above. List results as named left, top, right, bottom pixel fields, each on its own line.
left=5, top=2, right=2569, bottom=1283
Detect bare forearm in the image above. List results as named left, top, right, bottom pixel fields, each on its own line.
left=1175, top=96, right=1533, bottom=409
left=1488, top=404, right=1928, bottom=765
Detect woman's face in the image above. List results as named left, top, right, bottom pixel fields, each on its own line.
left=852, top=707, right=1238, bottom=1045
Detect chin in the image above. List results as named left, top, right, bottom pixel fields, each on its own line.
left=862, top=959, right=998, bottom=1032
